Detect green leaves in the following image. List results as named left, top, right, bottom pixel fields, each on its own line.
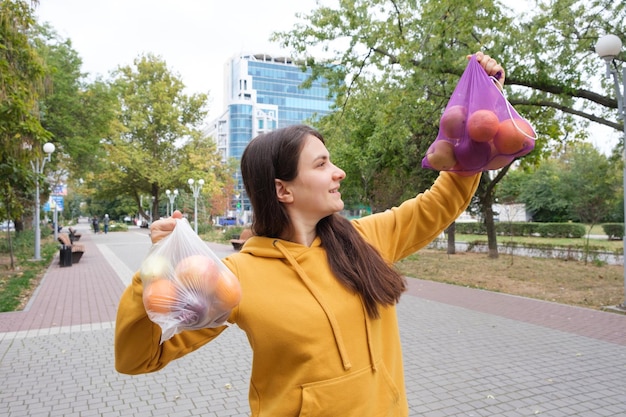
left=272, top=0, right=626, bottom=258
left=0, top=0, right=51, bottom=225
left=100, top=53, right=224, bottom=218
left=498, top=143, right=621, bottom=223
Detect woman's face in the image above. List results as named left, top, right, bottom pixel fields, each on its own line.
left=279, top=135, right=346, bottom=222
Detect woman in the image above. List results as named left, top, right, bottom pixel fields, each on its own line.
left=115, top=52, right=505, bottom=416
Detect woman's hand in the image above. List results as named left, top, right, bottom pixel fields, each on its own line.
left=149, top=210, right=183, bottom=244
left=471, top=51, right=506, bottom=90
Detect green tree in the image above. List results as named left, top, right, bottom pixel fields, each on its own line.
left=561, top=143, right=620, bottom=225
left=502, top=0, right=626, bottom=134
left=498, top=161, right=571, bottom=222
left=34, top=24, right=117, bottom=175
left=499, top=144, right=620, bottom=224
left=32, top=24, right=118, bottom=223
left=0, top=0, right=51, bottom=236
left=274, top=0, right=626, bottom=257
left=100, top=54, right=226, bottom=222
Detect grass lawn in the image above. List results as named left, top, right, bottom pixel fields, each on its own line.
left=0, top=230, right=57, bottom=312
left=394, top=230, right=624, bottom=311
left=396, top=248, right=623, bottom=310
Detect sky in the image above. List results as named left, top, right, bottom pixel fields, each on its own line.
left=35, top=0, right=619, bottom=154
left=35, top=0, right=318, bottom=120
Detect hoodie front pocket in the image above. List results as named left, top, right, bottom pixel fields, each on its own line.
left=298, top=362, right=401, bottom=417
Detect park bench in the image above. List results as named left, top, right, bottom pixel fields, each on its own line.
left=57, top=233, right=85, bottom=264
left=68, top=227, right=82, bottom=242
left=230, top=228, right=253, bottom=251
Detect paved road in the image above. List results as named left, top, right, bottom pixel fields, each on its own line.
left=0, top=223, right=624, bottom=416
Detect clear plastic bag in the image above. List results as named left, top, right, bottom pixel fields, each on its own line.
left=422, top=55, right=537, bottom=174
left=140, top=218, right=241, bottom=343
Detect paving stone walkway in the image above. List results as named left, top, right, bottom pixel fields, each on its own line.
left=0, top=224, right=624, bottom=416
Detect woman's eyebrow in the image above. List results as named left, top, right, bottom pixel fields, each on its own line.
left=312, top=154, right=329, bottom=163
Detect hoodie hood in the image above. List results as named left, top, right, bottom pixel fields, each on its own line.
left=239, top=235, right=314, bottom=258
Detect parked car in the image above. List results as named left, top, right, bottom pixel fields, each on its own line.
left=218, top=217, right=237, bottom=226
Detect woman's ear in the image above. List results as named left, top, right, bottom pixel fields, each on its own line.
left=275, top=179, right=293, bottom=203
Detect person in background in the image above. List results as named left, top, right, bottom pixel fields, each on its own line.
left=91, top=216, right=99, bottom=234
left=115, top=52, right=505, bottom=416
left=103, top=214, right=110, bottom=234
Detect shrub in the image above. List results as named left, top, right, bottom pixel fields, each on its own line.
left=495, top=222, right=540, bottom=236
left=455, top=221, right=586, bottom=238
left=602, top=223, right=624, bottom=240
left=109, top=222, right=128, bottom=232
left=537, top=223, right=585, bottom=238
left=455, top=223, right=486, bottom=234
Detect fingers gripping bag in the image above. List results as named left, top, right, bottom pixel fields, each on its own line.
left=140, top=218, right=242, bottom=343
left=422, top=54, right=537, bottom=174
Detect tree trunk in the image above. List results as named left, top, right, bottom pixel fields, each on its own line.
left=446, top=222, right=456, bottom=254
left=14, top=218, right=26, bottom=233
left=483, top=199, right=499, bottom=259
left=475, top=169, right=513, bottom=260
left=7, top=205, right=15, bottom=269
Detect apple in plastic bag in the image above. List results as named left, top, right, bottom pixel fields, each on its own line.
left=175, top=255, right=220, bottom=296
left=180, top=273, right=241, bottom=327
left=140, top=254, right=174, bottom=284
left=174, top=254, right=242, bottom=326
left=214, top=269, right=242, bottom=311
left=143, top=278, right=181, bottom=314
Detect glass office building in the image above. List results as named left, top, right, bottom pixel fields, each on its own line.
left=206, top=53, right=334, bottom=220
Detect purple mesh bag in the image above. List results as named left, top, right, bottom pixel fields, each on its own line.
left=422, top=55, right=536, bottom=175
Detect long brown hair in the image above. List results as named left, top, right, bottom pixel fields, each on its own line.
left=241, top=125, right=406, bottom=318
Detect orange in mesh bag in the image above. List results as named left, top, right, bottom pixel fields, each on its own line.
left=140, top=218, right=241, bottom=343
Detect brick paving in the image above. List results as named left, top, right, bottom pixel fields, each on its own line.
left=0, top=224, right=624, bottom=416
left=0, top=226, right=124, bottom=337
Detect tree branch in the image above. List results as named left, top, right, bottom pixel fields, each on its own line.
left=506, top=76, right=618, bottom=109
left=388, top=0, right=403, bottom=37
left=508, top=98, right=623, bottom=131
left=368, top=47, right=623, bottom=132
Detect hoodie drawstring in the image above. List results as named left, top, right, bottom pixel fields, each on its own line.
left=361, top=301, right=377, bottom=372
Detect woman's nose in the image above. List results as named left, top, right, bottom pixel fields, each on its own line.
left=333, top=165, right=346, bottom=180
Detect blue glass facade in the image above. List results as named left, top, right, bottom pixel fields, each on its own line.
left=247, top=60, right=332, bottom=128
left=208, top=54, right=334, bottom=219
left=228, top=104, right=253, bottom=160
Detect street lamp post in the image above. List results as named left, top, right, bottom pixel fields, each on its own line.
left=31, top=142, right=55, bottom=261
left=234, top=193, right=241, bottom=226
left=188, top=178, right=205, bottom=233
left=51, top=199, right=58, bottom=242
left=165, top=189, right=179, bottom=217
left=596, top=34, right=626, bottom=310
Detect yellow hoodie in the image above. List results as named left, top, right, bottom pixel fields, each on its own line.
left=115, top=172, right=480, bottom=416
